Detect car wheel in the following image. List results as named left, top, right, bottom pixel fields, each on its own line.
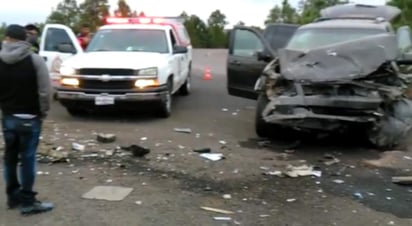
left=158, top=80, right=172, bottom=118
left=179, top=67, right=191, bottom=96
left=255, top=93, right=272, bottom=137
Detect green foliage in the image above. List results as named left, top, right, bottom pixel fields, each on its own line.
left=388, top=0, right=412, bottom=30
left=114, top=0, right=132, bottom=17
left=265, top=0, right=299, bottom=24
left=2, top=0, right=412, bottom=49
left=78, top=0, right=110, bottom=32
left=46, top=0, right=80, bottom=31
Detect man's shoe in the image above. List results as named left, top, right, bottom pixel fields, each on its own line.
left=20, top=200, right=54, bottom=215
left=7, top=191, right=21, bottom=209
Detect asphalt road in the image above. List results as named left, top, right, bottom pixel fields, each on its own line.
left=0, top=49, right=412, bottom=226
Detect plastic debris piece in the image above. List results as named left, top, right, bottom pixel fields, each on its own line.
left=82, top=186, right=133, bottom=201
left=140, top=137, right=147, bottom=141
left=135, top=201, right=142, bottom=205
left=213, top=217, right=232, bottom=221
left=72, top=143, right=85, bottom=151
left=223, top=194, right=232, bottom=199
left=353, top=192, right=363, bottom=199
left=200, top=153, right=224, bottom=161
left=333, top=179, right=345, bottom=184
left=392, top=176, right=412, bottom=185
left=173, top=128, right=192, bottom=134
left=286, top=198, right=296, bottom=202
left=201, top=206, right=234, bottom=214
left=97, top=133, right=116, bottom=143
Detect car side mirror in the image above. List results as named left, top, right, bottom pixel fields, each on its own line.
left=57, top=43, right=76, bottom=54
left=173, top=45, right=188, bottom=54
left=256, top=50, right=273, bottom=62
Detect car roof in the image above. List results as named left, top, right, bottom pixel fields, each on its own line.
left=299, top=19, right=389, bottom=30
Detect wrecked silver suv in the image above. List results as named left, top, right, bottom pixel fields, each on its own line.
left=257, top=4, right=412, bottom=148
left=227, top=4, right=412, bottom=148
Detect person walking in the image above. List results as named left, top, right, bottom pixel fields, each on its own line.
left=0, top=24, right=54, bottom=215
left=24, top=24, right=41, bottom=54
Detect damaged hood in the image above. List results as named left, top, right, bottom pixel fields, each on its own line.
left=279, top=33, right=399, bottom=83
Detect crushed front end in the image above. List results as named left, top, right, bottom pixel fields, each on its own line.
left=258, top=33, right=412, bottom=148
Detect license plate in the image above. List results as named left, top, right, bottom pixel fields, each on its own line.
left=95, top=96, right=115, bottom=105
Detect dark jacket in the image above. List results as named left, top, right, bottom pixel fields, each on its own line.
left=0, top=41, right=51, bottom=117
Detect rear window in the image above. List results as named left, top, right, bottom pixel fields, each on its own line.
left=263, top=25, right=298, bottom=50
left=286, top=27, right=385, bottom=50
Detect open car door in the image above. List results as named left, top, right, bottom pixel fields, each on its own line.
left=227, top=24, right=297, bottom=100
left=39, top=24, right=84, bottom=89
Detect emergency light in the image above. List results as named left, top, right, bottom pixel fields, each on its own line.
left=105, top=17, right=169, bottom=25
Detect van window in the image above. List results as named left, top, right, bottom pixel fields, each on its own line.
left=44, top=28, right=75, bottom=51
left=232, top=29, right=263, bottom=57
left=263, top=25, right=298, bottom=50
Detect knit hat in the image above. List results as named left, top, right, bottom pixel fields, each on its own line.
left=5, top=24, right=27, bottom=41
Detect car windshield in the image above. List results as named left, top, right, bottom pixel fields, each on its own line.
left=286, top=28, right=384, bottom=50
left=86, top=29, right=169, bottom=53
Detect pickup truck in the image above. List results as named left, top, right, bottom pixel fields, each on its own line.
left=38, top=16, right=192, bottom=118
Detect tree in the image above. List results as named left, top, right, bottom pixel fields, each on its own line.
left=207, top=10, right=228, bottom=28
left=298, top=0, right=348, bottom=24
left=183, top=15, right=209, bottom=48
left=388, top=0, right=412, bottom=29
left=265, top=0, right=299, bottom=24
left=114, top=0, right=132, bottom=17
left=46, top=0, right=80, bottom=30
left=78, top=0, right=110, bottom=31
left=236, top=21, right=245, bottom=26
left=207, top=10, right=228, bottom=48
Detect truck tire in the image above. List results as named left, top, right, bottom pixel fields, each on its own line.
left=158, top=79, right=172, bottom=118
left=255, top=93, right=272, bottom=138
left=179, top=65, right=191, bottom=96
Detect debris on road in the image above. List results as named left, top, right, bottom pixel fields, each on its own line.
left=213, top=217, right=232, bottom=221
left=333, top=179, right=345, bottom=184
left=135, top=201, right=143, bottom=205
left=201, top=206, right=234, bottom=214
left=81, top=153, right=99, bottom=158
left=261, top=165, right=321, bottom=178
left=121, top=145, right=150, bottom=157
left=353, top=192, right=364, bottom=199
left=72, top=143, right=85, bottom=151
left=193, top=148, right=211, bottom=153
left=82, top=186, right=133, bottom=201
left=173, top=128, right=192, bottom=134
left=37, top=146, right=69, bottom=163
left=286, top=198, right=297, bottom=203
left=392, top=176, right=412, bottom=185
left=223, top=194, right=232, bottom=199
left=97, top=133, right=116, bottom=143
left=221, top=108, right=229, bottom=112
left=200, top=153, right=225, bottom=161
left=140, top=137, right=147, bottom=141
left=284, top=165, right=322, bottom=178
left=321, top=154, right=340, bottom=166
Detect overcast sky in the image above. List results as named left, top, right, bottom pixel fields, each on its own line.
left=0, top=0, right=387, bottom=27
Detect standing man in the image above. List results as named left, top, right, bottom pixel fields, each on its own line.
left=77, top=23, right=92, bottom=50
left=0, top=25, right=53, bottom=215
left=24, top=24, right=41, bottom=54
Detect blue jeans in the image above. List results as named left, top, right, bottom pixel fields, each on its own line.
left=2, top=115, right=41, bottom=196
